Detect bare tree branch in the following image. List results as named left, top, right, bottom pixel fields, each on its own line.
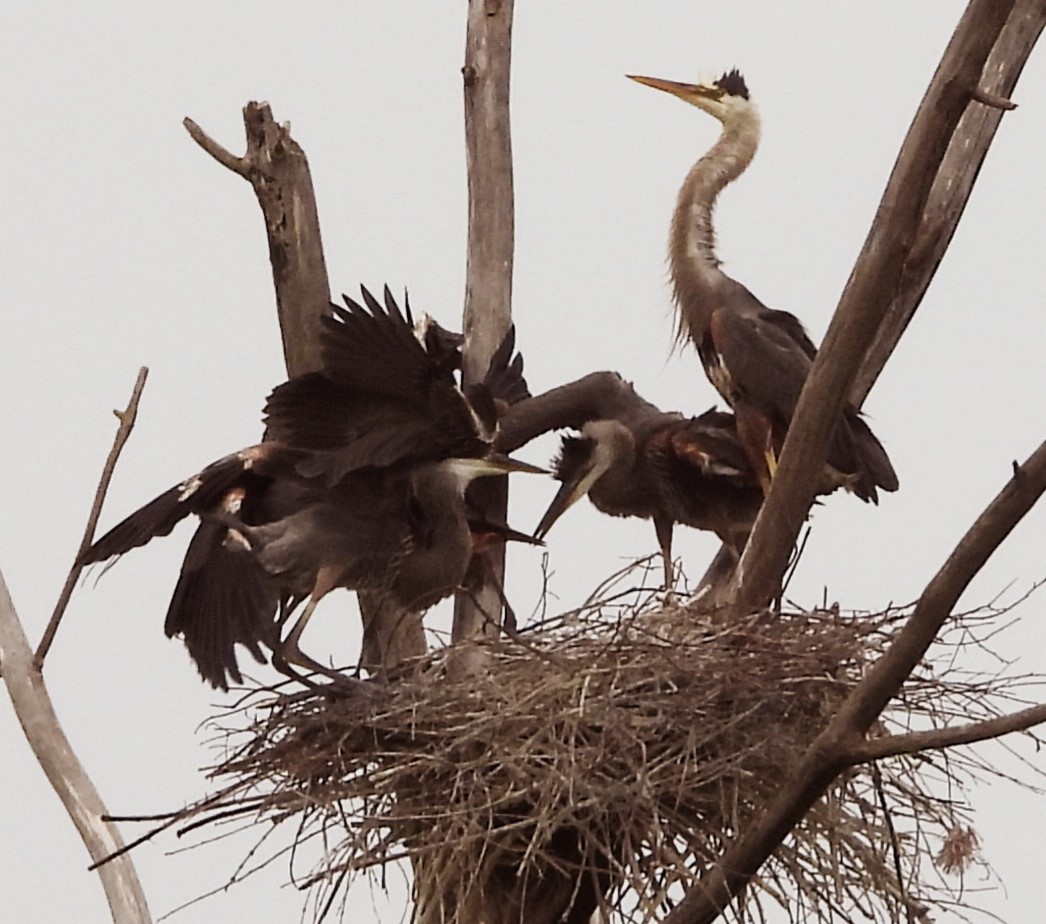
left=2, top=579, right=151, bottom=923
left=184, top=103, right=330, bottom=378
left=35, top=367, right=148, bottom=667
left=851, top=701, right=1046, bottom=762
left=851, top=0, right=1046, bottom=405
left=451, top=0, right=516, bottom=654
left=3, top=370, right=152, bottom=917
left=665, top=436, right=1046, bottom=924
left=733, top=0, right=1023, bottom=611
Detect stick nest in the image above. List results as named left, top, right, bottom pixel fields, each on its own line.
left=186, top=572, right=1017, bottom=924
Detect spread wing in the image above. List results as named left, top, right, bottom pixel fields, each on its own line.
left=78, top=443, right=303, bottom=565
left=264, top=285, right=493, bottom=482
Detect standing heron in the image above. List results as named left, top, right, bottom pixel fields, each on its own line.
left=534, top=408, right=762, bottom=590
left=490, top=371, right=762, bottom=590
left=629, top=70, right=898, bottom=500
left=79, top=287, right=543, bottom=688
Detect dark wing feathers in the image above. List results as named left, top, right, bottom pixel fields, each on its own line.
left=669, top=411, right=755, bottom=482
left=322, top=287, right=436, bottom=402
left=483, top=325, right=531, bottom=406
left=841, top=409, right=900, bottom=501
left=710, top=305, right=897, bottom=498
left=164, top=521, right=277, bottom=690
left=265, top=285, right=490, bottom=472
left=710, top=307, right=810, bottom=421
left=79, top=450, right=263, bottom=565
left=85, top=283, right=504, bottom=688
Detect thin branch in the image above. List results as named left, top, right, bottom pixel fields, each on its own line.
left=733, top=0, right=1023, bottom=611
left=851, top=701, right=1046, bottom=762
left=182, top=117, right=250, bottom=177
left=0, top=570, right=152, bottom=922
left=664, top=437, right=1046, bottom=924
left=35, top=366, right=149, bottom=667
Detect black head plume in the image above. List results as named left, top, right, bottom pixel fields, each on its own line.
left=551, top=434, right=595, bottom=484
left=715, top=69, right=749, bottom=100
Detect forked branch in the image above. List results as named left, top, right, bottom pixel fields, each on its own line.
left=184, top=103, right=331, bottom=378
left=1, top=368, right=153, bottom=922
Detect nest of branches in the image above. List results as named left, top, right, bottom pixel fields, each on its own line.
left=182, top=567, right=1018, bottom=924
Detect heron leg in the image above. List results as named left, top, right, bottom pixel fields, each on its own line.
left=653, top=516, right=675, bottom=595
left=273, top=566, right=349, bottom=684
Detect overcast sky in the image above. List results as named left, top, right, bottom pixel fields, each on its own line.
left=2, top=3, right=1044, bottom=922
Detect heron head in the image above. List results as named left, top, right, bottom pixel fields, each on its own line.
left=628, top=69, right=752, bottom=125
left=436, top=454, right=547, bottom=492
left=534, top=421, right=631, bottom=540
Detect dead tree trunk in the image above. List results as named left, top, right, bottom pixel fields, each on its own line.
left=450, top=0, right=516, bottom=672
left=732, top=0, right=1030, bottom=611
left=185, top=103, right=428, bottom=672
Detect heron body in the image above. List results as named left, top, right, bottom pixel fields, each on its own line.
left=630, top=70, right=898, bottom=501
left=80, top=287, right=542, bottom=688
left=535, top=407, right=763, bottom=588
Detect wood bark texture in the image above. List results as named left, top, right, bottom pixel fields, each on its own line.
left=451, top=0, right=516, bottom=656
left=665, top=436, right=1046, bottom=924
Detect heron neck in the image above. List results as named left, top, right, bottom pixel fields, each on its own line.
left=669, top=112, right=760, bottom=342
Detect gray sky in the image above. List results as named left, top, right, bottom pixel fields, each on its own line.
left=2, top=3, right=1044, bottom=922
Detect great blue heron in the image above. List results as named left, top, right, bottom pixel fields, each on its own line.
left=79, top=287, right=543, bottom=688
left=629, top=70, right=898, bottom=500
left=534, top=408, right=762, bottom=589
left=489, top=371, right=761, bottom=589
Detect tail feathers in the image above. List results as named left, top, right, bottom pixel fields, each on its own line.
left=78, top=450, right=260, bottom=566
left=839, top=409, right=899, bottom=504
left=164, top=521, right=279, bottom=690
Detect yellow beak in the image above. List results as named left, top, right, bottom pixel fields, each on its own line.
left=627, top=74, right=723, bottom=106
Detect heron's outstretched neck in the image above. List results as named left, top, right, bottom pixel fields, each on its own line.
left=669, top=109, right=761, bottom=344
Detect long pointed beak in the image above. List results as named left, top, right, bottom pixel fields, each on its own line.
left=475, top=453, right=548, bottom=476
left=534, top=469, right=596, bottom=540
left=627, top=74, right=722, bottom=105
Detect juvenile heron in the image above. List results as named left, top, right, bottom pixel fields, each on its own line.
left=79, top=287, right=543, bottom=688
left=491, top=371, right=762, bottom=589
left=534, top=408, right=762, bottom=589
left=629, top=69, right=898, bottom=501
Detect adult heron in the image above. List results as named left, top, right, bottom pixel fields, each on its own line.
left=629, top=69, right=898, bottom=501
left=79, top=287, right=543, bottom=688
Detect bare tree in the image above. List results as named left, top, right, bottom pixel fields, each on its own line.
left=4, top=2, right=1045, bottom=922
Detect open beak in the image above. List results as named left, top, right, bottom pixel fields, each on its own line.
left=627, top=74, right=723, bottom=106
